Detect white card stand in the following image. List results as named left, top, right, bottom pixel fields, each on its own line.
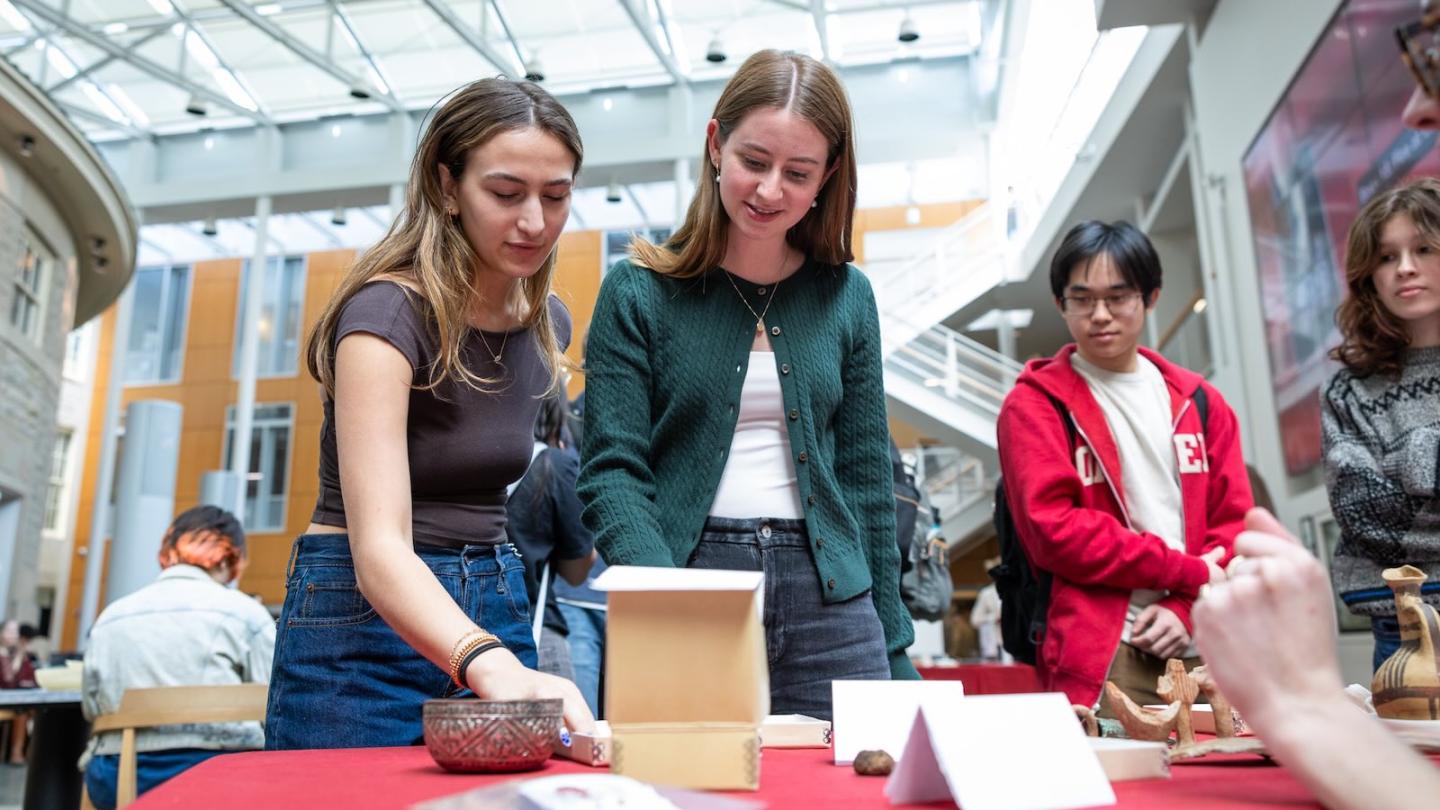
left=884, top=693, right=1116, bottom=810
left=830, top=680, right=966, bottom=765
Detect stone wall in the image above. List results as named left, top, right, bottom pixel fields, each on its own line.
left=0, top=191, right=67, bottom=623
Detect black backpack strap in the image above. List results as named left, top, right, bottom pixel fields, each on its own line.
left=1044, top=393, right=1077, bottom=445
left=1191, top=384, right=1209, bottom=433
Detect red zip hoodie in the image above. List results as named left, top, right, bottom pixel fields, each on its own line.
left=997, top=345, right=1252, bottom=708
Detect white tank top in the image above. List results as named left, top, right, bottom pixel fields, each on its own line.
left=707, top=352, right=805, bottom=519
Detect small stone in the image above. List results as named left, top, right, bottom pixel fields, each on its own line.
left=853, top=749, right=894, bottom=776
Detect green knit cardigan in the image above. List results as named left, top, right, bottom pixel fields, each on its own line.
left=576, top=257, right=918, bottom=679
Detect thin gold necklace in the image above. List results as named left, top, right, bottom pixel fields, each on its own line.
left=477, top=327, right=509, bottom=364
left=725, top=253, right=789, bottom=336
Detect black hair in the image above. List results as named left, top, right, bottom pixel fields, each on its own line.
left=164, top=504, right=246, bottom=555
left=1048, top=220, right=1163, bottom=301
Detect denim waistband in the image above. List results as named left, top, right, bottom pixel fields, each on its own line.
left=700, top=516, right=809, bottom=548
left=286, top=532, right=520, bottom=580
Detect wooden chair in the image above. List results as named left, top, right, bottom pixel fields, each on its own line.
left=88, top=684, right=268, bottom=808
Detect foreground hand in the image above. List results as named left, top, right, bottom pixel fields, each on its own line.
left=1130, top=604, right=1190, bottom=660
left=1193, top=508, right=1340, bottom=731
left=1201, top=546, right=1228, bottom=585
left=466, top=646, right=596, bottom=734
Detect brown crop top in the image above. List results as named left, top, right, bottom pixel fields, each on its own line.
left=310, top=280, right=571, bottom=547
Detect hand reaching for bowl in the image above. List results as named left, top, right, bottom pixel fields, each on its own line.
left=466, top=646, right=595, bottom=735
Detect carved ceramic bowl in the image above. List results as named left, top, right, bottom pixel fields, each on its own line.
left=422, top=698, right=562, bottom=773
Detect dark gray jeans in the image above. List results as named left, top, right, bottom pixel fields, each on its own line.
left=689, top=516, right=890, bottom=720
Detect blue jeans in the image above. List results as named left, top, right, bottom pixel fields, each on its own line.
left=689, top=517, right=890, bottom=721
left=557, top=602, right=606, bottom=718
left=1373, top=616, right=1403, bottom=673
left=265, top=534, right=536, bottom=750
left=84, top=748, right=224, bottom=810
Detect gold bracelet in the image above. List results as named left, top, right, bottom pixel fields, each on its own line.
left=449, top=630, right=500, bottom=687
left=448, top=630, right=485, bottom=675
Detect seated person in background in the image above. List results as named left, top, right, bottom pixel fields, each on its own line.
left=81, top=505, right=274, bottom=810
left=506, top=392, right=598, bottom=683
left=1194, top=508, right=1440, bottom=810
left=996, top=220, right=1246, bottom=716
left=2, top=619, right=38, bottom=764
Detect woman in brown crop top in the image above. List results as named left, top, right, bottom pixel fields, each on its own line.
left=263, top=78, right=594, bottom=750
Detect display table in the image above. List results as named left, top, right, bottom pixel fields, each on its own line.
left=917, top=663, right=1041, bottom=695
left=130, top=743, right=1340, bottom=809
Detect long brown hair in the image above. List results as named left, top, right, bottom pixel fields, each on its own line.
left=1332, top=177, right=1440, bottom=377
left=306, top=78, right=583, bottom=397
left=629, top=50, right=857, bottom=278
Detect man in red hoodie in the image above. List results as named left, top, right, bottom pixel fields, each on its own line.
left=997, top=220, right=1251, bottom=714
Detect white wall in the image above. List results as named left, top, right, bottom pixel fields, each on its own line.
left=1189, top=0, right=1342, bottom=522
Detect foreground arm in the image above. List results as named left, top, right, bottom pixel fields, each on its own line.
left=335, top=334, right=592, bottom=732
left=1193, top=508, right=1440, bottom=810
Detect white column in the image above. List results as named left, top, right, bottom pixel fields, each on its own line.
left=673, top=158, right=690, bottom=226
left=388, top=183, right=405, bottom=224
left=77, top=283, right=135, bottom=647
left=232, top=195, right=272, bottom=511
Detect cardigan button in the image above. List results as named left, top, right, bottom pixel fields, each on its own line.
left=807, top=494, right=816, bottom=505
left=780, top=363, right=791, bottom=374
left=815, top=537, right=824, bottom=549
left=771, top=326, right=781, bottom=336
left=788, top=408, right=798, bottom=421
left=797, top=452, right=807, bottom=463
left=757, top=287, right=767, bottom=295
left=827, top=579, right=836, bottom=591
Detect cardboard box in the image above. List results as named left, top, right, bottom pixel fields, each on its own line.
left=610, top=723, right=760, bottom=791
left=593, top=567, right=769, bottom=790
left=556, top=715, right=830, bottom=767
left=1088, top=738, right=1170, bottom=781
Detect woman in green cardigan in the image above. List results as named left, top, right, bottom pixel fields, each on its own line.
left=577, top=49, right=918, bottom=719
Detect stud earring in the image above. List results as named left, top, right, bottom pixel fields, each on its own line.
left=714, top=170, right=721, bottom=183
left=811, top=198, right=818, bottom=209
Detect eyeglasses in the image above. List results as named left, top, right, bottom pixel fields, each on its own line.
left=1397, top=5, right=1440, bottom=99
left=1061, top=291, right=1143, bottom=316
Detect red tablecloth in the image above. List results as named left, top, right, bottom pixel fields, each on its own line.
left=129, top=744, right=1335, bottom=809
left=917, top=664, right=1042, bottom=695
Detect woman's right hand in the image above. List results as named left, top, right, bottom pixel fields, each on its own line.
left=465, top=646, right=596, bottom=735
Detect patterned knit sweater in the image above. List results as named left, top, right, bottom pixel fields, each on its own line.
left=577, top=258, right=918, bottom=679
left=1322, top=346, right=1440, bottom=616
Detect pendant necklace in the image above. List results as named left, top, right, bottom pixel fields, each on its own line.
left=725, top=252, right=788, bottom=336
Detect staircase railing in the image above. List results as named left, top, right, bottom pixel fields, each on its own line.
left=872, top=202, right=1008, bottom=353
left=883, top=320, right=1022, bottom=421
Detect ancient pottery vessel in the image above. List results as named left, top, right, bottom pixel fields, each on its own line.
left=1373, top=566, right=1440, bottom=721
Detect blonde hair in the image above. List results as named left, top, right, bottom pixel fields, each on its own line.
left=629, top=50, right=857, bottom=278
left=306, top=78, right=583, bottom=397
left=1332, top=177, right=1440, bottom=378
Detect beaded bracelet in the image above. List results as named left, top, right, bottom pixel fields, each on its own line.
left=448, top=630, right=499, bottom=685
left=454, top=640, right=506, bottom=690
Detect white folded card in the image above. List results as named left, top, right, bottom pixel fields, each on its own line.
left=885, top=693, right=1116, bottom=810
left=830, top=680, right=965, bottom=765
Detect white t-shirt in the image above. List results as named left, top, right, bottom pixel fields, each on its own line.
left=708, top=351, right=805, bottom=519
left=1070, top=353, right=1194, bottom=655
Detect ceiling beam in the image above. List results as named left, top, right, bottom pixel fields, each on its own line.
left=215, top=0, right=404, bottom=112
left=489, top=0, right=528, bottom=71
left=48, top=26, right=169, bottom=94
left=333, top=2, right=396, bottom=98
left=617, top=0, right=685, bottom=84
left=810, top=0, right=831, bottom=62
left=8, top=0, right=269, bottom=124
left=56, top=100, right=149, bottom=139
left=419, top=0, right=520, bottom=77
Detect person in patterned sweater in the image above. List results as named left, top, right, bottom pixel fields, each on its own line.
left=1323, top=177, right=1440, bottom=671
